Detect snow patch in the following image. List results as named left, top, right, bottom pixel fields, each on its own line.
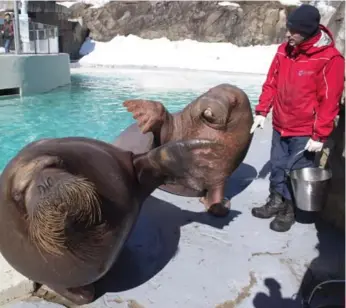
left=78, top=35, right=279, bottom=75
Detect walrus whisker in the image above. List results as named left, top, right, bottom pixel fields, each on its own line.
left=66, top=223, right=112, bottom=262
left=27, top=177, right=104, bottom=258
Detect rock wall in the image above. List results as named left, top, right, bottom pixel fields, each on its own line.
left=3, top=1, right=343, bottom=60
left=67, top=1, right=296, bottom=46
left=58, top=1, right=345, bottom=58
left=322, top=0, right=345, bottom=55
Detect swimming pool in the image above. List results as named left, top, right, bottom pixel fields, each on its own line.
left=0, top=68, right=265, bottom=171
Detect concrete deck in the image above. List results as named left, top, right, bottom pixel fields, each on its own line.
left=1, top=121, right=345, bottom=308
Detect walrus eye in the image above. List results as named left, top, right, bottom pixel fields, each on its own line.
left=202, top=108, right=215, bottom=122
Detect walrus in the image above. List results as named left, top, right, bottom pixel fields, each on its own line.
left=0, top=136, right=221, bottom=305
left=114, top=83, right=254, bottom=217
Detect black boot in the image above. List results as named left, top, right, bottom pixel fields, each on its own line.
left=270, top=199, right=295, bottom=232
left=251, top=191, right=285, bottom=219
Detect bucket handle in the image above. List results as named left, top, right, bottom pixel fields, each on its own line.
left=259, top=149, right=308, bottom=190
left=301, top=279, right=345, bottom=307
left=259, top=149, right=320, bottom=189
left=284, top=149, right=307, bottom=177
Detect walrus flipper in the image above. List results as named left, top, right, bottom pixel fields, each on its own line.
left=113, top=122, right=156, bottom=155
left=123, top=99, right=169, bottom=134
left=134, top=139, right=224, bottom=192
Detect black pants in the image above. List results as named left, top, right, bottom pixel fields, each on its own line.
left=269, top=129, right=317, bottom=200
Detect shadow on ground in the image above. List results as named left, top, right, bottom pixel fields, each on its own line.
left=94, top=163, right=257, bottom=299
left=159, top=162, right=258, bottom=199
left=257, top=160, right=271, bottom=179
left=253, top=277, right=300, bottom=308
left=94, top=195, right=241, bottom=298
left=253, top=218, right=345, bottom=308
left=298, top=217, right=345, bottom=307
left=224, top=163, right=258, bottom=199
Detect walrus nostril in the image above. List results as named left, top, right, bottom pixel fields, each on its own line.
left=46, top=177, right=53, bottom=187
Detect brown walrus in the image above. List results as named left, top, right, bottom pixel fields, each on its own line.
left=0, top=136, right=221, bottom=305
left=114, top=83, right=254, bottom=217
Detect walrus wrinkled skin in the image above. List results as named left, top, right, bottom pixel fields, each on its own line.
left=114, top=83, right=254, bottom=217
left=0, top=136, right=221, bottom=305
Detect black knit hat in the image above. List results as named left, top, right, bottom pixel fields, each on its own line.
left=286, top=4, right=321, bottom=37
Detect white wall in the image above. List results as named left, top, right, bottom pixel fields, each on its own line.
left=0, top=53, right=71, bottom=95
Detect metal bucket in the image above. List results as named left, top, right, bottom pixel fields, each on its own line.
left=288, top=167, right=332, bottom=212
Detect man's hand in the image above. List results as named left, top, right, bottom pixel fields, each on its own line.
left=250, top=115, right=266, bottom=134
left=304, top=138, right=324, bottom=152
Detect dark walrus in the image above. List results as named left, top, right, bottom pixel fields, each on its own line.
left=0, top=136, right=221, bottom=305
left=114, top=83, right=254, bottom=217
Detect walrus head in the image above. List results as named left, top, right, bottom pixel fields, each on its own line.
left=10, top=156, right=103, bottom=259
left=189, top=85, right=238, bottom=130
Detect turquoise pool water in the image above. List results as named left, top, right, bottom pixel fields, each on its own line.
left=0, top=69, right=264, bottom=171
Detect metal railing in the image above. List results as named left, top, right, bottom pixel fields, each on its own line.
left=20, top=21, right=59, bottom=54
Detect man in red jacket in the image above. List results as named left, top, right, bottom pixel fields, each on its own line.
left=250, top=4, right=345, bottom=232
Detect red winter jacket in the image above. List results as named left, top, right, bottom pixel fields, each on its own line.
left=255, top=25, right=345, bottom=142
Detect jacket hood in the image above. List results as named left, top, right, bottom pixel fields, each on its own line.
left=306, top=24, right=335, bottom=53
left=285, top=24, right=335, bottom=57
